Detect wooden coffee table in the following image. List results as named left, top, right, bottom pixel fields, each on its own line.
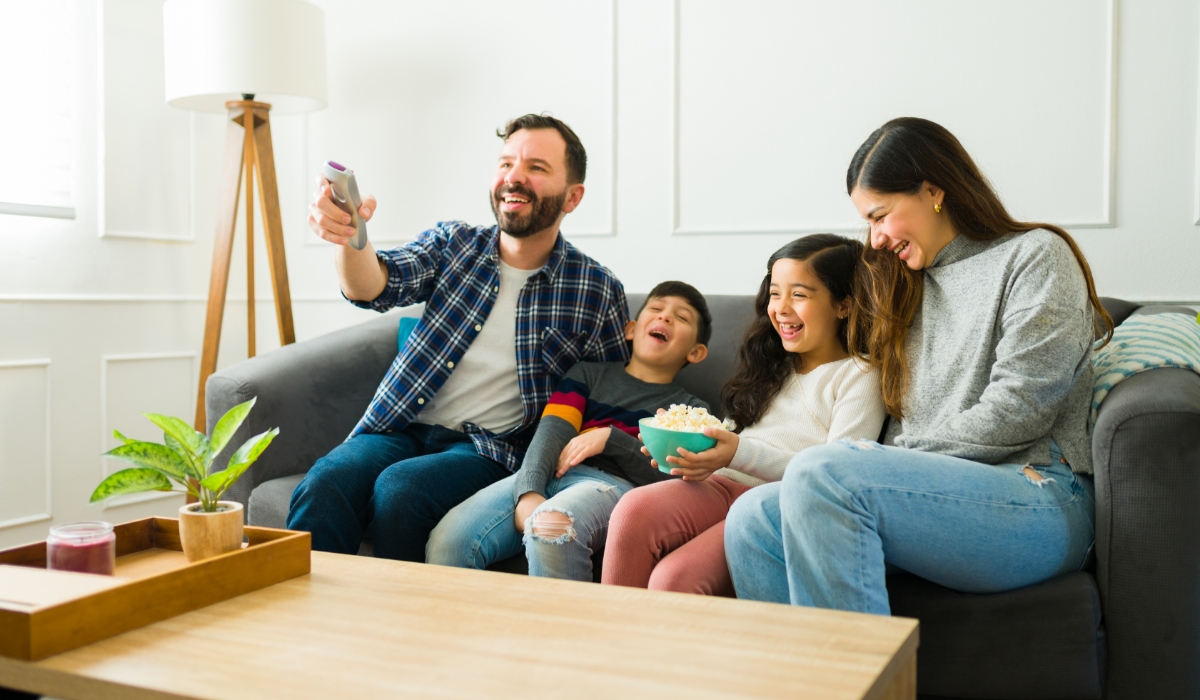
left=0, top=551, right=918, bottom=699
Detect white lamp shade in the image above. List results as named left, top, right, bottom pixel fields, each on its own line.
left=163, top=0, right=327, bottom=114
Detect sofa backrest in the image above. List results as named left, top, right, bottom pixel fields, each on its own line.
left=626, top=293, right=755, bottom=413
left=624, top=295, right=1182, bottom=415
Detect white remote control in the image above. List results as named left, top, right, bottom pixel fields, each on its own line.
left=322, top=161, right=368, bottom=250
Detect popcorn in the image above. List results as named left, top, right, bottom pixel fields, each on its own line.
left=645, top=404, right=735, bottom=433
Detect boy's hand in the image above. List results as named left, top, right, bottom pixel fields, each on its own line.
left=664, top=427, right=739, bottom=482
left=514, top=492, right=546, bottom=533
left=555, top=427, right=612, bottom=477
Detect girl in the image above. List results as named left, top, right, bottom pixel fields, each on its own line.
left=601, top=234, right=887, bottom=596
left=725, top=117, right=1112, bottom=613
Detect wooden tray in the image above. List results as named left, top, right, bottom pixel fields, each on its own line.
left=0, top=517, right=310, bottom=661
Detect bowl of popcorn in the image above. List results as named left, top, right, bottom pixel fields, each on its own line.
left=639, top=404, right=734, bottom=474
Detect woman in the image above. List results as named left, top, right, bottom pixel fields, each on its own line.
left=724, top=117, right=1113, bottom=613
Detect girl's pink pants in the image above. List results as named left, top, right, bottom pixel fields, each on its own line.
left=601, top=474, right=752, bottom=596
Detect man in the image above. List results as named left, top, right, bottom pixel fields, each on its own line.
left=287, top=114, right=630, bottom=562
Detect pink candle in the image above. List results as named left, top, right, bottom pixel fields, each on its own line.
left=47, top=522, right=116, bottom=576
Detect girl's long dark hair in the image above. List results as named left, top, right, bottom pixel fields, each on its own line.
left=721, top=234, right=864, bottom=430
left=846, top=117, right=1114, bottom=419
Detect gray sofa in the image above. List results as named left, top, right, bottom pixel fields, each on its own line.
left=206, top=295, right=1200, bottom=700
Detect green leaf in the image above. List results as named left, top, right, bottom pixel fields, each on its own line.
left=163, top=434, right=203, bottom=481
left=198, top=434, right=214, bottom=476
left=141, top=413, right=207, bottom=480
left=112, top=429, right=137, bottom=445
left=200, top=427, right=277, bottom=498
left=89, top=468, right=174, bottom=503
left=102, top=442, right=191, bottom=483
left=163, top=432, right=186, bottom=459
left=210, top=398, right=257, bottom=457
left=142, top=413, right=206, bottom=461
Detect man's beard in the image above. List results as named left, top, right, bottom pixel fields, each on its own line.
left=490, top=183, right=566, bottom=239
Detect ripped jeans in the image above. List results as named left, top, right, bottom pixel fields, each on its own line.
left=426, top=465, right=633, bottom=581
left=724, top=439, right=1095, bottom=614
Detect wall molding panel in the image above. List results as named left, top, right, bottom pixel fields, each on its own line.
left=97, top=116, right=197, bottom=242
left=0, top=359, right=52, bottom=531
left=99, top=352, right=196, bottom=510
left=1100, top=0, right=1120, bottom=229
left=96, top=0, right=196, bottom=243
left=669, top=0, right=1120, bottom=237
left=0, top=203, right=76, bottom=220
left=570, top=0, right=619, bottom=239
left=1193, top=1, right=1200, bottom=226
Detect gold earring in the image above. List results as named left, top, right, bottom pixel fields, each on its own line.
left=934, top=203, right=943, bottom=213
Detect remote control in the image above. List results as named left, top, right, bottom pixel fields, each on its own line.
left=322, top=161, right=368, bottom=250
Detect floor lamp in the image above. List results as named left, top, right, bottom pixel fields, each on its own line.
left=162, top=0, right=327, bottom=432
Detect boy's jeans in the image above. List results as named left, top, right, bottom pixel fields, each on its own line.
left=725, top=439, right=1095, bottom=614
left=286, top=424, right=509, bottom=562
left=427, top=465, right=633, bottom=581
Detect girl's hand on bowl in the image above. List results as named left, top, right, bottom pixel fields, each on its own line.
left=666, top=427, right=739, bottom=481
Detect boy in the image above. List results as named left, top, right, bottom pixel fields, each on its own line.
left=426, top=281, right=713, bottom=581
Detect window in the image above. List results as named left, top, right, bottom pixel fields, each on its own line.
left=0, top=0, right=74, bottom=219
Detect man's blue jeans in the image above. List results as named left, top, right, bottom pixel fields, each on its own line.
left=426, top=465, right=633, bottom=581
left=286, top=424, right=510, bottom=562
left=724, top=439, right=1095, bottom=614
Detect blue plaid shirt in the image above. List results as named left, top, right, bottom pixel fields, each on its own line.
left=348, top=221, right=631, bottom=471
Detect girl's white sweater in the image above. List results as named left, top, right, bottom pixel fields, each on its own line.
left=717, top=357, right=887, bottom=487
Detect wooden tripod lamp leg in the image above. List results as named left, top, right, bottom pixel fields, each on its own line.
left=194, top=101, right=296, bottom=433
left=251, top=105, right=297, bottom=346
left=194, top=107, right=247, bottom=432
left=245, top=109, right=257, bottom=360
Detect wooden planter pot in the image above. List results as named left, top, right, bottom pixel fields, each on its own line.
left=178, top=501, right=244, bottom=562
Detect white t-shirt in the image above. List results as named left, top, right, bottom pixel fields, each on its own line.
left=415, top=261, right=538, bottom=434
left=717, top=356, right=887, bottom=487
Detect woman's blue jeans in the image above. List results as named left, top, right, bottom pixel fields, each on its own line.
left=286, top=424, right=509, bottom=562
left=427, top=465, right=633, bottom=581
left=724, top=439, right=1095, bottom=614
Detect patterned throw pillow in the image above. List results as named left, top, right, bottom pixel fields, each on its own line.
left=1091, top=312, right=1200, bottom=425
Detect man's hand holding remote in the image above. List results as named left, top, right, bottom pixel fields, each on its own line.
left=308, top=175, right=386, bottom=302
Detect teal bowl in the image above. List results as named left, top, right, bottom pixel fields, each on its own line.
left=639, top=417, right=718, bottom=473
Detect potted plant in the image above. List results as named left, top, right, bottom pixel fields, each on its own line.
left=90, top=398, right=279, bottom=562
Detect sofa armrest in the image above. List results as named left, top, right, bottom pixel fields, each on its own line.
left=1092, top=367, right=1200, bottom=700
left=205, top=311, right=410, bottom=506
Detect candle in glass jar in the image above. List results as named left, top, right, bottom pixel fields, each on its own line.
left=47, top=521, right=116, bottom=575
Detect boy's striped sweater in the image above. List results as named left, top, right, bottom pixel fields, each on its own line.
left=512, top=361, right=707, bottom=501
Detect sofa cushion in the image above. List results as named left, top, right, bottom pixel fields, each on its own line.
left=888, top=571, right=1104, bottom=699
left=1099, top=297, right=1140, bottom=327
left=247, top=473, right=305, bottom=529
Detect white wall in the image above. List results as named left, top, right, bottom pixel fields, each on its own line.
left=2, top=0, right=1198, bottom=549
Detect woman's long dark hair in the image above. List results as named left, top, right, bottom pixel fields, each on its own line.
left=845, top=117, right=1114, bottom=419
left=721, top=234, right=865, bottom=430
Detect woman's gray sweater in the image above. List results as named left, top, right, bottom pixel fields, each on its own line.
left=883, top=229, right=1097, bottom=473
